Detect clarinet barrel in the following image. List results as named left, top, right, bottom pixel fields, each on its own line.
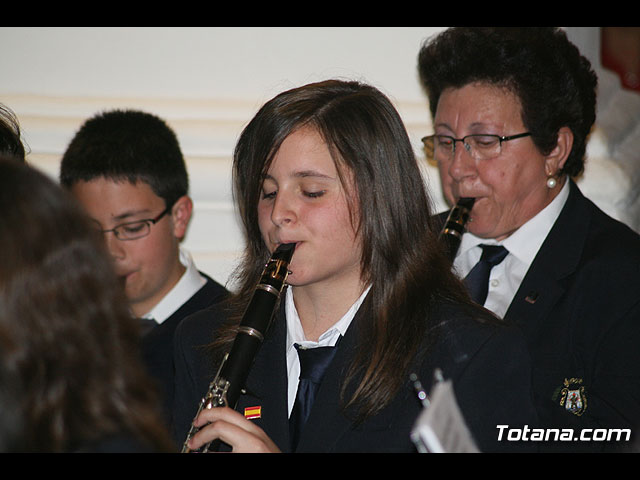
left=220, top=242, right=295, bottom=405
left=439, top=197, right=475, bottom=263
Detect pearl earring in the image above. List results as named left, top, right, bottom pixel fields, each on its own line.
left=546, top=176, right=557, bottom=189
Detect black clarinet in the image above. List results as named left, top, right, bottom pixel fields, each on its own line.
left=439, top=197, right=475, bottom=263
left=181, top=242, right=296, bottom=453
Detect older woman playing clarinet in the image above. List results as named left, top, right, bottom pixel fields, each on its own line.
left=418, top=27, right=640, bottom=452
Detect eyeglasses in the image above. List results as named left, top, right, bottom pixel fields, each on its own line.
left=99, top=205, right=172, bottom=241
left=421, top=132, right=531, bottom=163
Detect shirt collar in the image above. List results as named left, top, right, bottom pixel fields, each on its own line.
left=285, top=285, right=371, bottom=351
left=502, top=179, right=569, bottom=265
left=457, top=179, right=569, bottom=264
left=142, top=248, right=207, bottom=323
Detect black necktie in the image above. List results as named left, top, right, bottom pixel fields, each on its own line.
left=138, top=317, right=157, bottom=336
left=289, top=342, right=339, bottom=451
left=464, top=245, right=509, bottom=305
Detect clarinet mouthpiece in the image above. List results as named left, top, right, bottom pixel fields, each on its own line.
left=272, top=242, right=296, bottom=260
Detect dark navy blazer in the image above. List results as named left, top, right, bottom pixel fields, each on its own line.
left=141, top=273, right=228, bottom=429
left=503, top=181, right=640, bottom=450
left=172, top=297, right=538, bottom=453
left=438, top=181, right=640, bottom=451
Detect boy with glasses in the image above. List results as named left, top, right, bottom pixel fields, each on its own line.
left=60, top=109, right=228, bottom=432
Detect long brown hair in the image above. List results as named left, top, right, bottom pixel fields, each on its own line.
left=222, top=80, right=476, bottom=422
left=0, top=158, right=173, bottom=452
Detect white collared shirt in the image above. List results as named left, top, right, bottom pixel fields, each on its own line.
left=285, top=285, right=371, bottom=416
left=141, top=248, right=207, bottom=324
left=453, top=180, right=570, bottom=318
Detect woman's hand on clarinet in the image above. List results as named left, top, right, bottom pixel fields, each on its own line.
left=187, top=406, right=282, bottom=453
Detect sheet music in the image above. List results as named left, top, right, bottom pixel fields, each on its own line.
left=410, top=378, right=480, bottom=453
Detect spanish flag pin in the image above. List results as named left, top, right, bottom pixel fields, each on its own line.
left=244, top=406, right=262, bottom=420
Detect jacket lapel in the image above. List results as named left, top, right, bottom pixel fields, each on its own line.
left=294, top=309, right=363, bottom=452
left=236, top=294, right=368, bottom=452
left=237, top=301, right=291, bottom=451
left=505, top=181, right=589, bottom=335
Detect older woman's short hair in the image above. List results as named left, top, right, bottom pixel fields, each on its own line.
left=418, top=27, right=598, bottom=177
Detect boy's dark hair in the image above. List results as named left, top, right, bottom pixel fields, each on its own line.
left=59, top=109, right=188, bottom=207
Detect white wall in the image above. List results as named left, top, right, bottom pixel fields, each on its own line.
left=1, top=27, right=636, bottom=287
left=0, top=27, right=446, bottom=287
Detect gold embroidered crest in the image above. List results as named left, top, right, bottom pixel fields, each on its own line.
left=559, top=377, right=587, bottom=416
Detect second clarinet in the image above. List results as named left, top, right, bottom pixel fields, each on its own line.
left=181, top=242, right=296, bottom=453
left=439, top=197, right=475, bottom=263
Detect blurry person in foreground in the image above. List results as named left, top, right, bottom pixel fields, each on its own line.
left=0, top=157, right=173, bottom=452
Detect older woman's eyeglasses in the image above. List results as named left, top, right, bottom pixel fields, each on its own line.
left=99, top=205, right=172, bottom=241
left=421, top=132, right=531, bottom=162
